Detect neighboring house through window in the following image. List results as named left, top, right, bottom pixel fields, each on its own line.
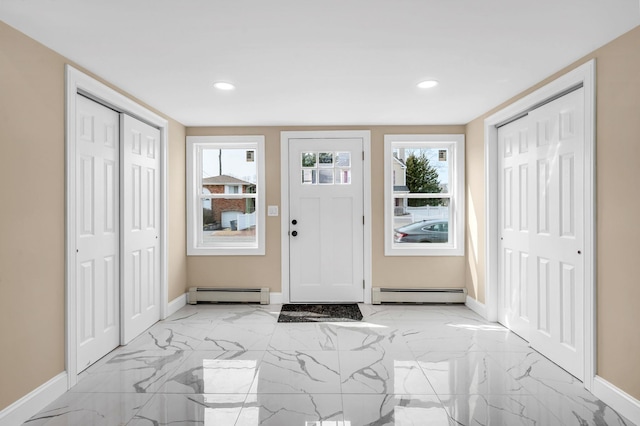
left=187, top=135, right=265, bottom=255
left=384, top=134, right=465, bottom=256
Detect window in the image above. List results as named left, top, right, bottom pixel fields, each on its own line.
left=225, top=185, right=240, bottom=194
left=187, top=136, right=265, bottom=255
left=300, top=151, right=352, bottom=185
left=384, top=134, right=464, bottom=256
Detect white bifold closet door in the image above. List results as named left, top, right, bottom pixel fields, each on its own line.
left=498, top=88, right=585, bottom=380
left=120, top=114, right=161, bottom=344
left=76, top=95, right=121, bottom=372
left=75, top=95, right=162, bottom=372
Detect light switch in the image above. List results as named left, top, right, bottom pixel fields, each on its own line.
left=267, top=205, right=279, bottom=216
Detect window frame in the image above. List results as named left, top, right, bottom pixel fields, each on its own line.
left=186, top=135, right=265, bottom=256
left=225, top=184, right=240, bottom=194
left=384, top=134, right=465, bottom=256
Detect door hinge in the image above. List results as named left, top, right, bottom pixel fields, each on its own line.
left=362, top=151, right=365, bottom=161
left=363, top=280, right=365, bottom=289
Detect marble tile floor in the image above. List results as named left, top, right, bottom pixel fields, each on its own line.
left=24, top=303, right=635, bottom=426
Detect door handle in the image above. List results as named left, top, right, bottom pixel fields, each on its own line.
left=291, top=231, right=298, bottom=237
left=292, top=219, right=297, bottom=225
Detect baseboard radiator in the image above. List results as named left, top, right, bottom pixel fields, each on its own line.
left=188, top=287, right=270, bottom=305
left=372, top=288, right=467, bottom=304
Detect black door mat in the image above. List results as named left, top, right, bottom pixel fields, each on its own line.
left=277, top=304, right=363, bottom=323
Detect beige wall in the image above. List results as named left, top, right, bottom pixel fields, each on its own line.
left=0, top=21, right=187, bottom=410
left=186, top=125, right=466, bottom=290
left=465, top=25, right=640, bottom=399
left=168, top=121, right=187, bottom=301
left=464, top=118, right=486, bottom=302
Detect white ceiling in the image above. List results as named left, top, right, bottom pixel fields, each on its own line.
left=1, top=1, right=638, bottom=126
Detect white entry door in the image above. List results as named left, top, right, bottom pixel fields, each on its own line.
left=289, top=138, right=364, bottom=302
left=121, top=114, right=161, bottom=343
left=498, top=88, right=585, bottom=379
left=76, top=94, right=120, bottom=372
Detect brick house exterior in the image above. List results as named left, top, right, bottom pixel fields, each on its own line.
left=203, top=175, right=256, bottom=228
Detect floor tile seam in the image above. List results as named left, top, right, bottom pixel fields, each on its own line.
left=410, top=359, right=441, bottom=399
left=338, top=354, right=433, bottom=394
left=490, top=361, right=589, bottom=399
left=232, top=395, right=346, bottom=426
left=340, top=391, right=439, bottom=395
left=160, top=317, right=216, bottom=323
left=153, top=390, right=255, bottom=395
left=266, top=346, right=339, bottom=351
left=334, top=349, right=417, bottom=355
left=121, top=391, right=158, bottom=426
left=362, top=317, right=460, bottom=323
left=263, top=320, right=283, bottom=352
left=336, top=336, right=345, bottom=396
left=129, top=393, right=248, bottom=426
left=341, top=392, right=458, bottom=421
left=242, top=392, right=344, bottom=395
left=425, top=389, right=459, bottom=422
left=526, top=394, right=579, bottom=426
left=27, top=392, right=153, bottom=426
left=411, top=348, right=502, bottom=354
left=69, top=389, right=157, bottom=393
left=523, top=382, right=631, bottom=421
left=33, top=394, right=155, bottom=426
left=161, top=351, right=268, bottom=395
left=416, top=376, right=537, bottom=398
left=340, top=392, right=442, bottom=396
left=87, top=339, right=160, bottom=372
left=243, top=391, right=345, bottom=395
left=195, top=331, right=274, bottom=352
left=409, top=348, right=496, bottom=359
left=411, top=357, right=440, bottom=396
left=481, top=352, right=545, bottom=386
left=264, top=349, right=340, bottom=355
left=152, top=391, right=254, bottom=395
left=525, top=391, right=581, bottom=426
left=434, top=391, right=540, bottom=397
left=411, top=348, right=506, bottom=355
left=221, top=320, right=279, bottom=325
left=142, top=349, right=198, bottom=394
left=435, top=394, right=559, bottom=425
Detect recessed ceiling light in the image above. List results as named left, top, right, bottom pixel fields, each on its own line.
left=417, top=80, right=439, bottom=89
left=213, top=81, right=235, bottom=91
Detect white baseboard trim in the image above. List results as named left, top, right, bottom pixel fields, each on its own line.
left=167, top=293, right=187, bottom=317
left=0, top=372, right=67, bottom=426
left=269, top=292, right=283, bottom=305
left=592, top=376, right=640, bottom=425
left=465, top=295, right=488, bottom=320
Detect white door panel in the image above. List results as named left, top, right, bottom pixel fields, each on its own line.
left=76, top=95, right=120, bottom=372
left=121, top=114, right=161, bottom=343
left=498, top=88, right=584, bottom=380
left=498, top=118, right=531, bottom=340
left=529, top=89, right=584, bottom=379
left=289, top=139, right=364, bottom=302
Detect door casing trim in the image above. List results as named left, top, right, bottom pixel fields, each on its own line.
left=280, top=130, right=372, bottom=304
left=483, top=59, right=596, bottom=390
left=65, top=65, right=169, bottom=388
